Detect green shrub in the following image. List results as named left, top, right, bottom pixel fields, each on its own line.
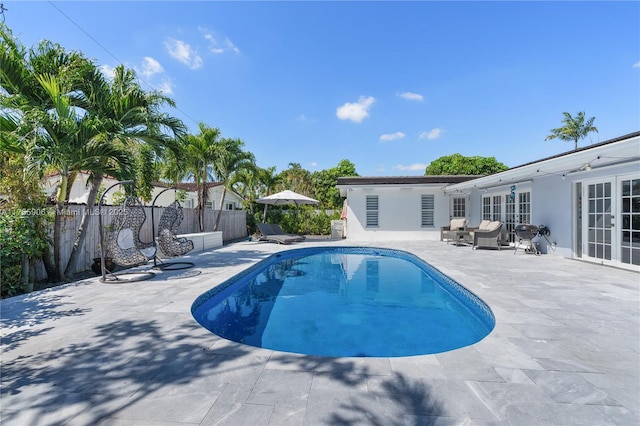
left=0, top=209, right=52, bottom=298
left=248, top=206, right=339, bottom=236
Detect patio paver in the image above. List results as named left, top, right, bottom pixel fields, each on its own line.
left=1, top=239, right=638, bottom=425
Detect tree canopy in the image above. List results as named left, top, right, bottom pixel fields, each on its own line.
left=424, top=154, right=508, bottom=176
left=311, top=159, right=358, bottom=209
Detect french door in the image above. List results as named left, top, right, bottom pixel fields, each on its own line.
left=581, top=175, right=640, bottom=269
left=620, top=177, right=640, bottom=267
left=504, top=189, right=531, bottom=244
left=482, top=189, right=532, bottom=244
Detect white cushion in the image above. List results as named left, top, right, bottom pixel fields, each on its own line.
left=487, top=221, right=502, bottom=232
left=449, top=218, right=467, bottom=230
left=117, top=228, right=135, bottom=249
left=140, top=247, right=156, bottom=258
left=478, top=220, right=491, bottom=230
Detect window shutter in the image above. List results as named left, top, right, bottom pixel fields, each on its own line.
left=366, top=195, right=378, bottom=227
left=421, top=194, right=434, bottom=227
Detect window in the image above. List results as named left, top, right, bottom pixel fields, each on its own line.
left=482, top=196, right=491, bottom=220
left=483, top=195, right=503, bottom=221
left=453, top=197, right=466, bottom=218
left=421, top=194, right=434, bottom=227
left=226, top=202, right=235, bottom=210
left=366, top=195, right=378, bottom=227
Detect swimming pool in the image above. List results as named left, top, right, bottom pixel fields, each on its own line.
left=192, top=247, right=495, bottom=357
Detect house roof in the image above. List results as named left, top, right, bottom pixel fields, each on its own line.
left=336, top=175, right=481, bottom=186
left=446, top=131, right=640, bottom=192
left=505, top=130, right=640, bottom=172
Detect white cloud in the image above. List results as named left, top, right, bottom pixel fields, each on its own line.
left=634, top=61, right=640, bottom=68
left=140, top=57, right=164, bottom=77
left=222, top=37, right=240, bottom=54
left=398, top=91, right=424, bottom=102
left=309, top=161, right=318, bottom=167
left=379, top=131, right=406, bottom=142
left=164, top=38, right=203, bottom=69
left=99, top=64, right=115, bottom=79
left=156, top=79, right=173, bottom=95
left=336, top=96, right=375, bottom=123
left=419, top=128, right=444, bottom=140
left=394, top=163, right=428, bottom=171
left=202, top=29, right=240, bottom=54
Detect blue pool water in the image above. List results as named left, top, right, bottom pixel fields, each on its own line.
left=192, top=247, right=495, bottom=357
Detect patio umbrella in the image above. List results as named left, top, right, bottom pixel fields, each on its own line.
left=256, top=190, right=319, bottom=222
left=256, top=190, right=319, bottom=207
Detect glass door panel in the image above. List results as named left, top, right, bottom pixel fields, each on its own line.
left=504, top=194, right=516, bottom=244
left=586, top=181, right=612, bottom=261
left=620, top=178, right=640, bottom=266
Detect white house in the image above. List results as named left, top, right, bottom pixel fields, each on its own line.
left=337, top=131, right=640, bottom=271
left=152, top=182, right=243, bottom=210
left=43, top=172, right=244, bottom=210
left=336, top=175, right=480, bottom=241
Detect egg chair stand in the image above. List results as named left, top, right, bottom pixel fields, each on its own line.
left=98, top=181, right=156, bottom=283
left=151, top=187, right=195, bottom=271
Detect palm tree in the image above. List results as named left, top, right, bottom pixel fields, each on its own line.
left=63, top=64, right=186, bottom=276
left=276, top=162, right=314, bottom=195
left=21, top=74, right=130, bottom=280
left=257, top=166, right=281, bottom=222
left=179, top=124, right=222, bottom=232
left=1, top=28, right=127, bottom=280
left=1, top=26, right=186, bottom=279
left=545, top=111, right=598, bottom=150
left=211, top=137, right=255, bottom=232
left=230, top=165, right=281, bottom=223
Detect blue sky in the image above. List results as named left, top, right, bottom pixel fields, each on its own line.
left=5, top=1, right=640, bottom=176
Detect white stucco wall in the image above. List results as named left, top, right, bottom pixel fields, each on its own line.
left=44, top=174, right=122, bottom=205
left=152, top=186, right=242, bottom=209
left=344, top=185, right=452, bottom=241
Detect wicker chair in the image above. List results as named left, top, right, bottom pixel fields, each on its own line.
left=106, top=196, right=156, bottom=267
left=440, top=218, right=469, bottom=242
left=472, top=221, right=503, bottom=250
left=157, top=201, right=194, bottom=257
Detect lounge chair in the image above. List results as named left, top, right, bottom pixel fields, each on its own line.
left=440, top=218, right=469, bottom=242
left=269, top=223, right=306, bottom=242
left=256, top=223, right=299, bottom=244
left=472, top=221, right=503, bottom=250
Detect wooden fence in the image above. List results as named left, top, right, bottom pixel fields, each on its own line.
left=36, top=206, right=247, bottom=280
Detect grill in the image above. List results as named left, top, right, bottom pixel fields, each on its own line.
left=514, top=224, right=544, bottom=255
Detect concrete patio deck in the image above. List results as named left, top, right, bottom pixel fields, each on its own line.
left=1, top=239, right=638, bottom=425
